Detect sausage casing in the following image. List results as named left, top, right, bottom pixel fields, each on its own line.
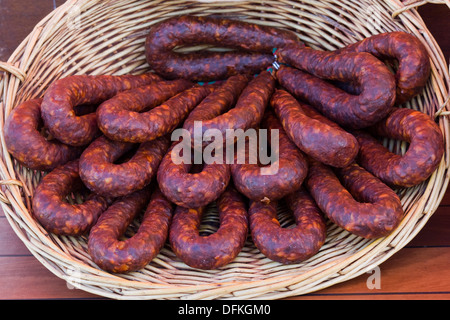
left=231, top=110, right=308, bottom=203
left=354, top=108, right=445, bottom=187
left=249, top=187, right=326, bottom=264
left=97, top=79, right=194, bottom=143
left=32, top=160, right=111, bottom=236
left=41, top=73, right=162, bottom=146
left=270, top=89, right=359, bottom=168
left=4, top=99, right=82, bottom=171
left=88, top=186, right=174, bottom=273
left=80, top=135, right=170, bottom=197
left=169, top=186, right=248, bottom=269
left=145, top=15, right=302, bottom=81
left=275, top=47, right=396, bottom=129
left=306, top=159, right=404, bottom=239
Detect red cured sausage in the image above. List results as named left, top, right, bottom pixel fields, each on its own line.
left=169, top=186, right=248, bottom=270
left=32, top=160, right=111, bottom=236
left=354, top=107, right=445, bottom=187
left=79, top=135, right=170, bottom=197
left=249, top=187, right=326, bottom=264
left=99, top=84, right=214, bottom=144
left=157, top=141, right=231, bottom=209
left=335, top=31, right=431, bottom=105
left=182, top=74, right=250, bottom=148
left=306, top=159, right=404, bottom=239
left=145, top=15, right=303, bottom=81
left=97, top=79, right=194, bottom=143
left=270, top=89, right=359, bottom=168
left=193, top=71, right=276, bottom=149
left=88, top=186, right=174, bottom=273
left=4, top=99, right=82, bottom=171
left=231, top=110, right=308, bottom=203
left=40, top=73, right=162, bottom=146
left=274, top=46, right=396, bottom=129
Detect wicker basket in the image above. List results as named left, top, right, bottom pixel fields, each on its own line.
left=0, top=0, right=449, bottom=300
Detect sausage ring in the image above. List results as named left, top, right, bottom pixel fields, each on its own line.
left=88, top=185, right=174, bottom=273
left=270, top=89, right=359, bottom=168
left=145, top=15, right=302, bottom=81
left=306, top=159, right=404, bottom=239
left=157, top=141, right=231, bottom=208
left=169, top=185, right=248, bottom=270
left=184, top=71, right=276, bottom=149
left=182, top=74, right=250, bottom=149
left=32, top=160, right=112, bottom=236
left=97, top=79, right=194, bottom=143
left=40, top=73, right=162, bottom=146
left=4, top=99, right=82, bottom=171
left=354, top=107, right=445, bottom=187
left=335, top=31, right=431, bottom=105
left=79, top=135, right=170, bottom=197
left=249, top=187, right=327, bottom=264
left=274, top=47, right=396, bottom=129
left=231, top=110, right=308, bottom=203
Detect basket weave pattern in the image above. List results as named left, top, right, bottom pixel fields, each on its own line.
left=0, top=0, right=449, bottom=299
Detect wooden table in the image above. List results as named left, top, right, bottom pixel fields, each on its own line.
left=0, top=1, right=449, bottom=300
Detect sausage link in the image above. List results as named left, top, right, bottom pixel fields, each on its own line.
left=231, top=110, right=308, bottom=203
left=249, top=187, right=326, bottom=264
left=97, top=79, right=194, bottom=143
left=183, top=74, right=250, bottom=148
left=270, top=89, right=359, bottom=168
left=40, top=73, right=162, bottom=146
left=4, top=99, right=82, bottom=171
left=32, top=160, right=112, bottom=236
left=354, top=108, right=444, bottom=187
left=88, top=185, right=174, bottom=273
left=335, top=31, right=431, bottom=105
left=145, top=15, right=302, bottom=81
left=157, top=141, right=231, bottom=208
left=79, top=135, right=170, bottom=197
left=306, top=159, right=404, bottom=239
left=275, top=46, right=396, bottom=129
left=192, top=71, right=276, bottom=147
left=169, top=185, right=248, bottom=270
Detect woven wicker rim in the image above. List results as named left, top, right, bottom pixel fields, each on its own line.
left=0, top=0, right=449, bottom=300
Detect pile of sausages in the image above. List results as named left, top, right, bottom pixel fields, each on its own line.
left=4, top=15, right=444, bottom=273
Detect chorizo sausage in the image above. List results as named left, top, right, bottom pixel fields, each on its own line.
left=88, top=185, right=174, bottom=273
left=169, top=185, right=248, bottom=270
left=249, top=187, right=326, bottom=264
left=40, top=73, right=162, bottom=147
left=231, top=110, right=308, bottom=203
left=335, top=31, right=431, bottom=105
left=145, top=15, right=302, bottom=81
left=182, top=74, right=250, bottom=148
left=97, top=79, right=194, bottom=143
left=187, top=71, right=276, bottom=148
left=354, top=107, right=444, bottom=187
left=101, top=84, right=215, bottom=144
left=270, top=89, right=359, bottom=168
left=157, top=141, right=230, bottom=209
left=32, top=160, right=111, bottom=236
left=274, top=46, right=396, bottom=129
left=4, top=99, right=82, bottom=171
left=305, top=159, right=404, bottom=239
left=79, top=135, right=170, bottom=197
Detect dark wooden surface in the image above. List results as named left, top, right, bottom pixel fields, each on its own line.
left=0, top=1, right=449, bottom=300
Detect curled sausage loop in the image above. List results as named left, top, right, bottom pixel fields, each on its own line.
left=4, top=99, right=83, bottom=171
left=32, top=160, right=112, bottom=236
left=249, top=187, right=327, bottom=264
left=306, top=160, right=404, bottom=239
left=169, top=186, right=248, bottom=270
left=88, top=186, right=174, bottom=273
